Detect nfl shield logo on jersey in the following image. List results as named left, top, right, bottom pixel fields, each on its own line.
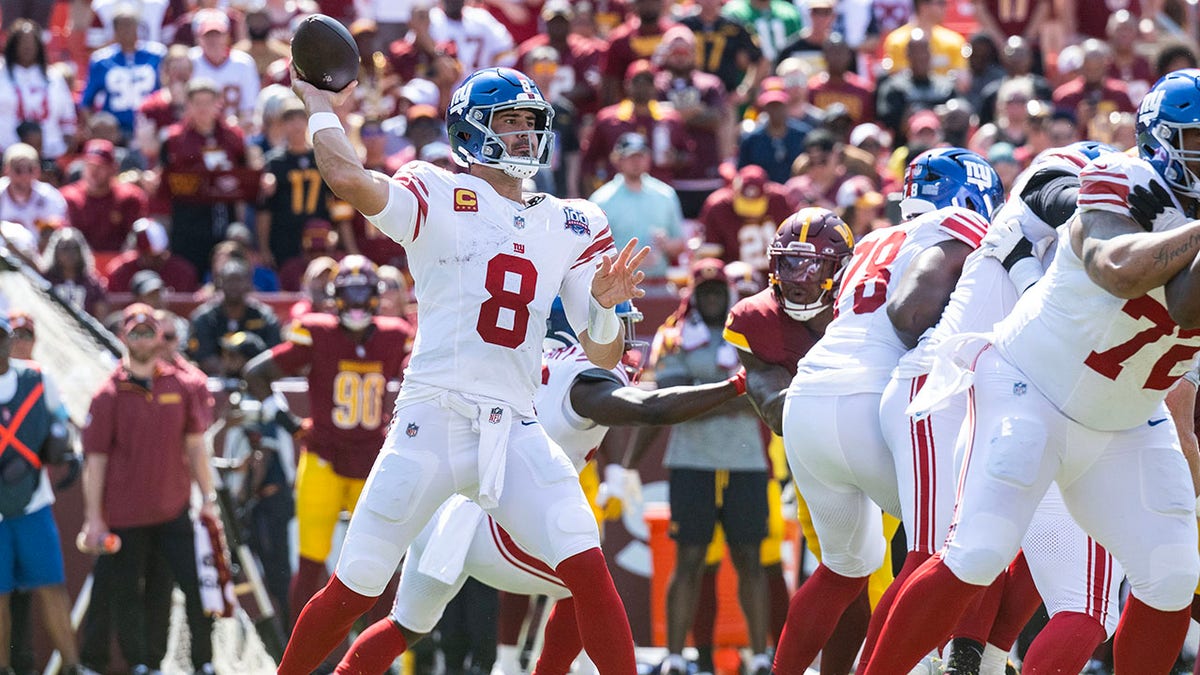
left=406, top=422, right=419, bottom=437
left=1013, top=382, right=1027, bottom=396
left=489, top=407, right=504, bottom=424
left=514, top=215, right=525, bottom=229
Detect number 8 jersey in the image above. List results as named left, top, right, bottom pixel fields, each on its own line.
left=367, top=161, right=616, bottom=413
left=994, top=153, right=1200, bottom=431
left=791, top=207, right=990, bottom=396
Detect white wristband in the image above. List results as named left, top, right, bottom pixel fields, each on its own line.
left=261, top=391, right=290, bottom=419
left=588, top=296, right=621, bottom=344
left=308, top=112, right=344, bottom=136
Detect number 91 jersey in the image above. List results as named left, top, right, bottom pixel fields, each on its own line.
left=793, top=207, right=990, bottom=396
left=994, top=154, right=1200, bottom=431
left=271, top=313, right=412, bottom=479
left=367, top=161, right=616, bottom=413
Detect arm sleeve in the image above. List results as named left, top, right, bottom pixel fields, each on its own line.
left=1022, top=171, right=1081, bottom=230
left=365, top=165, right=423, bottom=245
left=81, top=60, right=104, bottom=109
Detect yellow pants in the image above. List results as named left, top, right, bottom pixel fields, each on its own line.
left=295, top=451, right=367, bottom=562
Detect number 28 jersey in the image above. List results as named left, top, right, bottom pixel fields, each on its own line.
left=994, top=154, right=1200, bottom=431
left=792, top=206, right=990, bottom=396
left=367, top=161, right=616, bottom=413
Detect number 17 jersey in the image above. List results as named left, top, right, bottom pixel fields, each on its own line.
left=792, top=207, right=989, bottom=396
left=367, top=161, right=616, bottom=413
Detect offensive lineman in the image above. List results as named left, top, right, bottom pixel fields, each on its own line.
left=773, top=148, right=1003, bottom=674
left=280, top=66, right=647, bottom=674
left=862, top=69, right=1200, bottom=675
left=334, top=304, right=748, bottom=674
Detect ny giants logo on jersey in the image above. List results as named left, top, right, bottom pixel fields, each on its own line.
left=454, top=188, right=479, bottom=212
left=964, top=161, right=995, bottom=192
left=563, top=206, right=590, bottom=236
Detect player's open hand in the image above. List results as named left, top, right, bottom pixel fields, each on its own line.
left=592, top=238, right=651, bottom=308
left=290, top=65, right=358, bottom=112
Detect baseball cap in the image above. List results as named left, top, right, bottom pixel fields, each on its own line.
left=690, top=258, right=727, bottom=286
left=625, top=59, right=655, bottom=82
left=122, top=302, right=159, bottom=334
left=130, top=269, right=165, bottom=297
left=420, top=141, right=454, bottom=163
left=988, top=142, right=1018, bottom=166
left=220, top=331, right=268, bottom=360
left=133, top=218, right=169, bottom=255
left=3, top=143, right=37, bottom=168
left=836, top=175, right=885, bottom=211
left=279, top=97, right=307, bottom=120
left=406, top=104, right=439, bottom=122
left=399, top=79, right=440, bottom=108
left=83, top=139, right=116, bottom=167
left=8, top=311, right=32, bottom=337
left=849, top=122, right=892, bottom=149
left=756, top=76, right=790, bottom=107
left=542, top=0, right=574, bottom=20
left=301, top=218, right=333, bottom=251
left=908, top=110, right=941, bottom=134
left=613, top=132, right=650, bottom=158
left=810, top=0, right=835, bottom=8
left=194, top=8, right=230, bottom=35
left=733, top=165, right=769, bottom=217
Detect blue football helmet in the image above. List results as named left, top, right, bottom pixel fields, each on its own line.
left=900, top=147, right=1004, bottom=221
left=544, top=298, right=648, bottom=380
left=1137, top=69, right=1200, bottom=199
left=446, top=68, right=555, bottom=180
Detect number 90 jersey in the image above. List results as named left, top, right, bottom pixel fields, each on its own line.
left=271, top=313, right=413, bottom=479
left=994, top=154, right=1200, bottom=431
left=792, top=207, right=990, bottom=396
left=367, top=161, right=616, bottom=413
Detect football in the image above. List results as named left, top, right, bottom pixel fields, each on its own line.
left=290, top=14, right=360, bottom=92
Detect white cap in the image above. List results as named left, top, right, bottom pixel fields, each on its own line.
left=399, top=79, right=440, bottom=108
left=849, top=123, right=892, bottom=149
left=133, top=217, right=169, bottom=254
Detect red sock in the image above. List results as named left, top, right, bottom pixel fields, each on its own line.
left=987, top=553, right=1042, bottom=651
left=692, top=569, right=718, bottom=649
left=859, top=557, right=986, bottom=675
left=860, top=551, right=930, bottom=668
left=497, top=592, right=532, bottom=646
left=1113, top=594, right=1191, bottom=674
left=289, top=556, right=329, bottom=629
left=335, top=618, right=409, bottom=675
left=772, top=564, right=868, bottom=674
left=951, top=568, right=1006, bottom=644
left=531, top=598, right=582, bottom=675
left=278, top=574, right=378, bottom=675
left=365, top=574, right=400, bottom=626
left=766, top=564, right=790, bottom=644
left=820, top=588, right=870, bottom=675
left=1022, top=612, right=1105, bottom=675
left=554, top=548, right=635, bottom=673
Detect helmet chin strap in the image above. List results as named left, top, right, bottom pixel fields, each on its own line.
left=782, top=300, right=828, bottom=322
left=340, top=311, right=373, bottom=331
left=501, top=161, right=540, bottom=180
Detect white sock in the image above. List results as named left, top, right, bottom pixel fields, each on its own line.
left=573, top=649, right=598, bottom=675
left=749, top=652, right=772, bottom=672
left=662, top=653, right=688, bottom=674
left=980, top=643, right=1008, bottom=675
left=494, top=644, right=522, bottom=674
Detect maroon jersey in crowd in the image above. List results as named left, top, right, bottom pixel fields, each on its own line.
left=602, top=16, right=676, bottom=87
left=82, top=360, right=213, bottom=528
left=61, top=180, right=149, bottom=252
left=723, top=287, right=821, bottom=377
left=978, top=0, right=1041, bottom=39
left=104, top=251, right=200, bottom=293
left=1051, top=77, right=1136, bottom=117
left=809, top=72, right=875, bottom=123
left=655, top=69, right=727, bottom=184
left=700, top=185, right=793, bottom=272
left=582, top=101, right=690, bottom=187
left=1073, top=0, right=1144, bottom=39
left=270, top=313, right=412, bottom=479
left=516, top=33, right=605, bottom=113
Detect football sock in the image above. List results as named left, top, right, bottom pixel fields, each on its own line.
left=692, top=569, right=718, bottom=659
left=772, top=564, right=867, bottom=674
left=496, top=592, right=531, bottom=647
left=334, top=618, right=408, bottom=675
left=365, top=574, right=400, bottom=625
left=278, top=574, right=377, bottom=675
left=1113, top=594, right=1190, bottom=674
left=554, top=548, right=636, bottom=673
left=859, top=551, right=929, bottom=667
left=987, top=554, right=1041, bottom=651
left=951, top=571, right=1005, bottom=645
left=1022, top=612, right=1105, bottom=675
left=495, top=645, right=523, bottom=674
left=766, top=563, right=790, bottom=643
left=859, top=557, right=986, bottom=675
left=979, top=644, right=1009, bottom=675
left=821, top=587, right=870, bottom=675
left=531, top=598, right=582, bottom=675
left=288, top=556, right=328, bottom=629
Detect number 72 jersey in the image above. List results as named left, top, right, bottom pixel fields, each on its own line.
left=793, top=207, right=990, bottom=396
left=367, top=161, right=616, bottom=412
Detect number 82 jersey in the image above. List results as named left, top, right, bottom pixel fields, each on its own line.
left=367, top=161, right=616, bottom=413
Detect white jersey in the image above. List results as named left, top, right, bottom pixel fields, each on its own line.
left=188, top=48, right=261, bottom=118
left=0, top=65, right=78, bottom=159
left=535, top=343, right=628, bottom=470
left=995, top=153, right=1200, bottom=431
left=429, top=7, right=516, bottom=74
left=0, top=180, right=67, bottom=236
left=88, top=0, right=170, bottom=48
left=367, top=161, right=615, bottom=415
left=792, top=206, right=989, bottom=395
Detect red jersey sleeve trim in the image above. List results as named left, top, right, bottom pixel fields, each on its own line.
left=395, top=172, right=429, bottom=240
left=939, top=211, right=989, bottom=249
left=571, top=227, right=616, bottom=270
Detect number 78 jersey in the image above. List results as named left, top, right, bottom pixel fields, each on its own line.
left=793, top=207, right=989, bottom=396
left=367, top=161, right=616, bottom=412
left=994, top=155, right=1200, bottom=431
